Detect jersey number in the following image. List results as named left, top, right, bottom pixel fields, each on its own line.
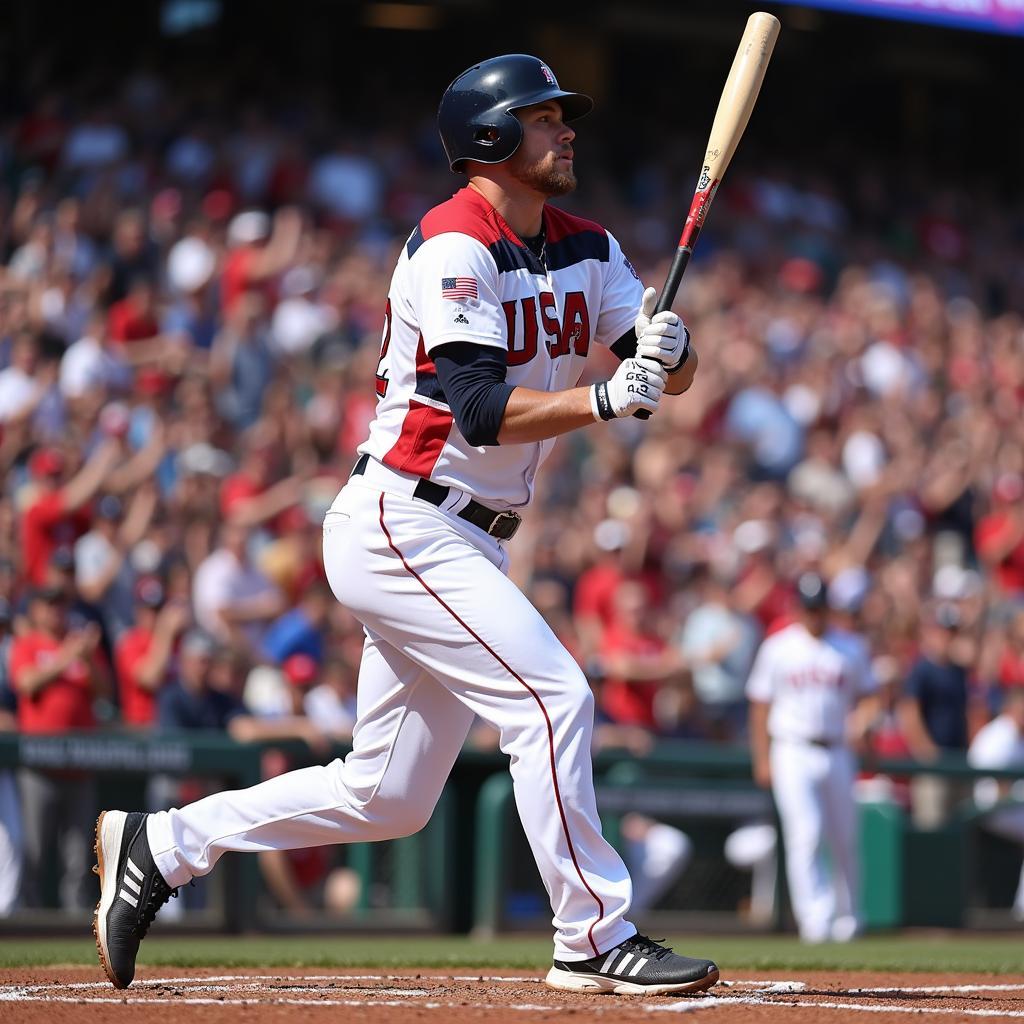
left=502, top=291, right=590, bottom=366
left=375, top=299, right=392, bottom=397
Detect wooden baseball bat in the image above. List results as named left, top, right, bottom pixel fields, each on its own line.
left=637, top=11, right=780, bottom=417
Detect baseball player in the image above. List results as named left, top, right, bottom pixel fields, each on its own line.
left=746, top=573, right=880, bottom=943
left=967, top=689, right=1024, bottom=919
left=93, top=55, right=718, bottom=995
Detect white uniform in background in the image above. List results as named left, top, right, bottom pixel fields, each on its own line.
left=746, top=621, right=878, bottom=942
left=968, top=711, right=1024, bottom=918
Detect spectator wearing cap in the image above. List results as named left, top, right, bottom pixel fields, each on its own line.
left=159, top=629, right=327, bottom=747
left=20, top=439, right=119, bottom=585
left=192, top=521, right=284, bottom=657
left=32, top=545, right=97, bottom=635
left=115, top=577, right=190, bottom=728
left=220, top=207, right=302, bottom=318
left=10, top=588, right=104, bottom=909
left=156, top=629, right=246, bottom=733
left=270, top=266, right=335, bottom=358
left=163, top=232, right=218, bottom=351
left=976, top=474, right=1024, bottom=601
left=898, top=603, right=977, bottom=827
left=573, top=519, right=662, bottom=667
left=74, top=487, right=157, bottom=642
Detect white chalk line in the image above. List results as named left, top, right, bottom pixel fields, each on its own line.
left=5, top=974, right=1024, bottom=1017
left=654, top=996, right=1024, bottom=1017
left=848, top=985, right=1024, bottom=994
left=0, top=994, right=614, bottom=1012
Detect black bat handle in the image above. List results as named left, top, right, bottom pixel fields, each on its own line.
left=656, top=246, right=693, bottom=314
left=634, top=245, right=693, bottom=420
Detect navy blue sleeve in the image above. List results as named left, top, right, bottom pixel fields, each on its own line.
left=432, top=343, right=516, bottom=448
left=610, top=327, right=638, bottom=362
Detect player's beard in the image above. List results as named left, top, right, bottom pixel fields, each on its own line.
left=510, top=150, right=576, bottom=197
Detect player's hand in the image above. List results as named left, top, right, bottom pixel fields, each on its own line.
left=753, top=757, right=772, bottom=789
left=592, top=356, right=667, bottom=420
left=635, top=286, right=690, bottom=371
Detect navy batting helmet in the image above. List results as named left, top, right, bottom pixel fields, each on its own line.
left=438, top=54, right=593, bottom=172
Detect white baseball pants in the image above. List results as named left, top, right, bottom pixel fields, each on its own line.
left=770, top=738, right=860, bottom=942
left=980, top=804, right=1024, bottom=916
left=148, top=469, right=635, bottom=959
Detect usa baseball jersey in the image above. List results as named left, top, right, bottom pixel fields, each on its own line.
left=361, top=186, right=643, bottom=508
left=745, top=623, right=878, bottom=743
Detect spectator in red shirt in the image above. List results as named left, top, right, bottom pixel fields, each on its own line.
left=219, top=434, right=304, bottom=531
left=11, top=587, right=105, bottom=908
left=108, top=276, right=159, bottom=344
left=573, top=519, right=662, bottom=665
left=115, top=577, right=191, bottom=728
left=976, top=474, right=1024, bottom=600
left=599, top=580, right=693, bottom=733
left=20, top=440, right=119, bottom=585
left=220, top=207, right=302, bottom=317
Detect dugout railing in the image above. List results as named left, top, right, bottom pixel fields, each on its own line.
left=0, top=730, right=459, bottom=935
left=1, top=732, right=1022, bottom=935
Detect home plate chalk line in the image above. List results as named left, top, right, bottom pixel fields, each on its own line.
left=2, top=974, right=1024, bottom=1016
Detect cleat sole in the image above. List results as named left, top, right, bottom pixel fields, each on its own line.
left=544, top=965, right=719, bottom=996
left=92, top=810, right=129, bottom=989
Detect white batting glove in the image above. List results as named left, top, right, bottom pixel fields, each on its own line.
left=634, top=286, right=690, bottom=372
left=591, top=356, right=668, bottom=421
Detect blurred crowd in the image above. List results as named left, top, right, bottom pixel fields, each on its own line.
left=3, top=64, right=1024, bottom=912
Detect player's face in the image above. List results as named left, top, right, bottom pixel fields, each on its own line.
left=508, top=101, right=577, bottom=197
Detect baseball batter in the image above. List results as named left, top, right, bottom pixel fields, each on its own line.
left=747, top=573, right=880, bottom=943
left=93, top=55, right=719, bottom=996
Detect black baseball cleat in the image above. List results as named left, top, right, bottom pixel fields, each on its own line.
left=93, top=810, right=179, bottom=989
left=545, top=933, right=719, bottom=995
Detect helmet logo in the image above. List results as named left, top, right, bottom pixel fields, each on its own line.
left=539, top=63, right=557, bottom=86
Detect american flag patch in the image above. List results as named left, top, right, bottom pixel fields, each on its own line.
left=441, top=276, right=478, bottom=300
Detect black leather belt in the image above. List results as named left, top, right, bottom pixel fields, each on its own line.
left=351, top=454, right=522, bottom=540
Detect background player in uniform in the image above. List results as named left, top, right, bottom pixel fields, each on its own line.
left=967, top=689, right=1024, bottom=920
left=92, top=55, right=719, bottom=996
left=747, top=573, right=880, bottom=943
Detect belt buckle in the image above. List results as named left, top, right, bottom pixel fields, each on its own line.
left=487, top=510, right=521, bottom=540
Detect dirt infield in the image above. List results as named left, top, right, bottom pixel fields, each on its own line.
left=4, top=966, right=1024, bottom=1022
